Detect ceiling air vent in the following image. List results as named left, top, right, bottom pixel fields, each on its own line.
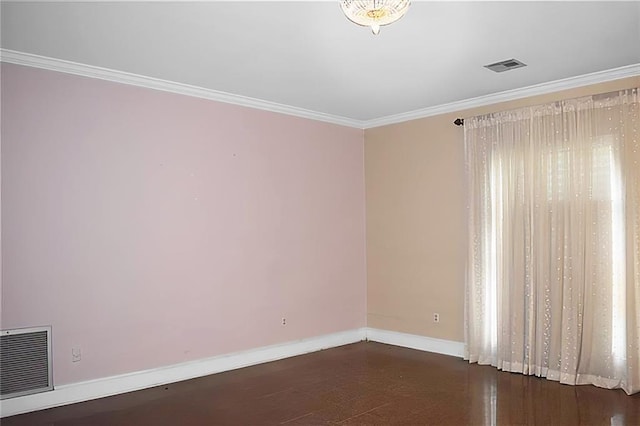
left=484, top=58, right=526, bottom=73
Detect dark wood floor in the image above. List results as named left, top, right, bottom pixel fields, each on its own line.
left=3, top=342, right=639, bottom=425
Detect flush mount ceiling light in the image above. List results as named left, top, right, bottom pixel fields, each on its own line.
left=340, top=0, right=411, bottom=35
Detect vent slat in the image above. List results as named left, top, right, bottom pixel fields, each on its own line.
left=0, top=327, right=53, bottom=399
left=1, top=349, right=48, bottom=356
left=2, top=352, right=49, bottom=360
left=2, top=353, right=49, bottom=360
left=2, top=377, right=49, bottom=385
left=2, top=366, right=49, bottom=373
left=2, top=374, right=49, bottom=381
left=1, top=379, right=49, bottom=389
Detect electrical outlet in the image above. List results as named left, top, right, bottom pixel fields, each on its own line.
left=72, top=346, right=82, bottom=362
left=433, top=313, right=440, bottom=323
left=281, top=317, right=287, bottom=326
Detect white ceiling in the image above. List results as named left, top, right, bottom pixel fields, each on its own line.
left=2, top=1, right=639, bottom=123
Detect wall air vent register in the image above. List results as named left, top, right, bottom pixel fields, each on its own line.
left=0, top=326, right=53, bottom=399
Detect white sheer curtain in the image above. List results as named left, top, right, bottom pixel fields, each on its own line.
left=464, top=88, right=640, bottom=395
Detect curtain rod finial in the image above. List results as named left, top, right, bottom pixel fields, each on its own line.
left=454, top=118, right=465, bottom=126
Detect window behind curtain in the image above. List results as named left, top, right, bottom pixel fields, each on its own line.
left=464, top=88, right=640, bottom=395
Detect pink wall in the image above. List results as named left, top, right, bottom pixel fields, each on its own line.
left=0, top=63, right=366, bottom=386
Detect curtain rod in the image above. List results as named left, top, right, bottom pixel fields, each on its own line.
left=453, top=118, right=464, bottom=126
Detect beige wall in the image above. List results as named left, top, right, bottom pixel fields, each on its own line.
left=365, top=76, right=640, bottom=343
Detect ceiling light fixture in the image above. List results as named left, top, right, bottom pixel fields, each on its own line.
left=340, top=0, right=411, bottom=35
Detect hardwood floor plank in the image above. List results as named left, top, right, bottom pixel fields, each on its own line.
left=3, top=342, right=638, bottom=425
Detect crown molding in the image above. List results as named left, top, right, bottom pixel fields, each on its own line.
left=3, top=49, right=638, bottom=131
left=0, top=49, right=366, bottom=129
left=362, top=63, right=640, bottom=129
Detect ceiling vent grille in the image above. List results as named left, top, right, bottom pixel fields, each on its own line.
left=484, top=58, right=527, bottom=73
left=1, top=326, right=53, bottom=399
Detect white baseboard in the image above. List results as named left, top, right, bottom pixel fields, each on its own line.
left=365, top=327, right=464, bottom=358
left=0, top=328, right=367, bottom=418
left=1, top=327, right=464, bottom=418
